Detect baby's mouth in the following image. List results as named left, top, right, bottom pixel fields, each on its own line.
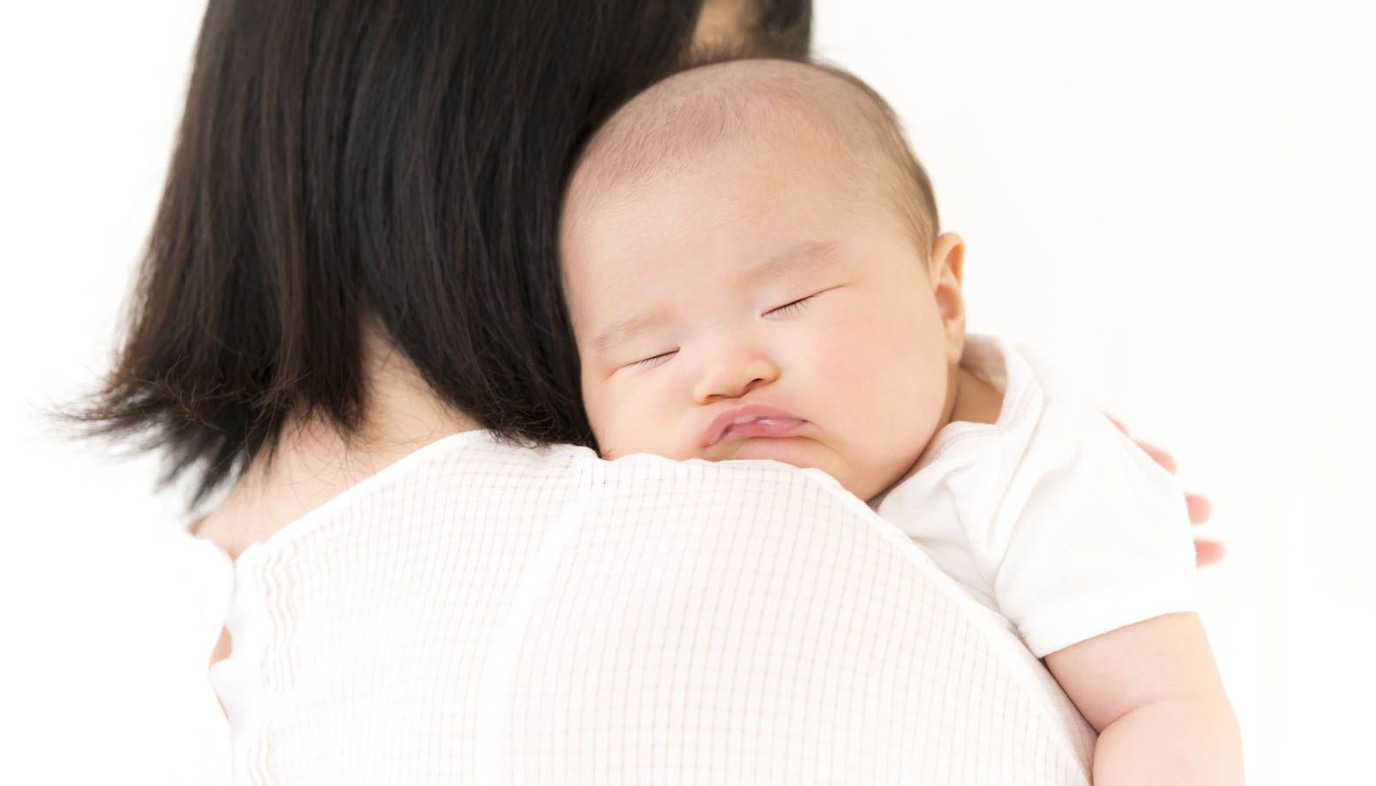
left=703, top=405, right=807, bottom=448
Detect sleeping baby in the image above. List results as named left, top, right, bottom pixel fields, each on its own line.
left=559, top=58, right=1242, bottom=784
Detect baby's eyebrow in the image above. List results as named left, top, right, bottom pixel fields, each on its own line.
left=591, top=310, right=667, bottom=355
left=746, top=240, right=841, bottom=283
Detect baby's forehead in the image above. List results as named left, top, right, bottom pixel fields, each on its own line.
left=576, top=65, right=853, bottom=188
left=563, top=58, right=935, bottom=249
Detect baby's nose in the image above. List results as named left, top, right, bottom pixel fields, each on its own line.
left=692, top=350, right=779, bottom=404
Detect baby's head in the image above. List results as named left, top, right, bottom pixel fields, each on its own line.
left=560, top=58, right=967, bottom=499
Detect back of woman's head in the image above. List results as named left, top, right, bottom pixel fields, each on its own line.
left=78, top=0, right=812, bottom=505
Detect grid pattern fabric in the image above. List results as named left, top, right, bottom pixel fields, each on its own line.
left=205, top=431, right=1094, bottom=785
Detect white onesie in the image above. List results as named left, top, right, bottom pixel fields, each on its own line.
left=872, top=335, right=1199, bottom=657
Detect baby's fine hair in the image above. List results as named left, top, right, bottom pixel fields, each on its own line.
left=567, top=57, right=940, bottom=253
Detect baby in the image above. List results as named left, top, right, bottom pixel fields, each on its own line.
left=559, top=59, right=1242, bottom=783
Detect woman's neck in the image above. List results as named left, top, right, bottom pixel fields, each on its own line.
left=192, top=331, right=481, bottom=557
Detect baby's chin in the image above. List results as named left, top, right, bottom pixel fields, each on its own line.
left=699, top=437, right=885, bottom=499
left=711, top=435, right=813, bottom=461
left=603, top=437, right=892, bottom=500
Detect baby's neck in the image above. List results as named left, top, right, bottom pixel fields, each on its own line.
left=949, top=367, right=1004, bottom=428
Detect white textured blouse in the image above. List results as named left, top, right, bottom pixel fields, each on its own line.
left=196, top=430, right=1094, bottom=784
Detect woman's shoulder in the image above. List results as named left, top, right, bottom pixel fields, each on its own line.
left=195, top=432, right=861, bottom=562
left=433, top=435, right=867, bottom=510
left=351, top=440, right=949, bottom=593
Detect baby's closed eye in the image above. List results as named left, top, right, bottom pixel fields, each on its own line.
left=625, top=349, right=679, bottom=370
left=763, top=285, right=844, bottom=319
left=764, top=296, right=815, bottom=319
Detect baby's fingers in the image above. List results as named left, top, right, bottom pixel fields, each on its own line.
left=1194, top=539, right=1226, bottom=567
left=1134, top=440, right=1178, bottom=475
left=1186, top=494, right=1212, bottom=526
left=1109, top=416, right=1221, bottom=566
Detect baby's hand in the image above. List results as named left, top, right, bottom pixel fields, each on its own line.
left=1108, top=418, right=1223, bottom=567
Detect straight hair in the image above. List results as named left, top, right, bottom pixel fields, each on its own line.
left=75, top=0, right=813, bottom=505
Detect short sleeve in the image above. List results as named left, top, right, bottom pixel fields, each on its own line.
left=991, top=407, right=1199, bottom=657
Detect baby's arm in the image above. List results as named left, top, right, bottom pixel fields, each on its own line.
left=1044, top=612, right=1243, bottom=785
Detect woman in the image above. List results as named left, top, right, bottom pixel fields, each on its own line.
left=79, top=0, right=1213, bottom=782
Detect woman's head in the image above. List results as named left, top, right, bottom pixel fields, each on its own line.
left=79, top=0, right=812, bottom=504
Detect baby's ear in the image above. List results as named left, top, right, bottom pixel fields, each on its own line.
left=928, top=232, right=966, bottom=365
left=930, top=232, right=964, bottom=284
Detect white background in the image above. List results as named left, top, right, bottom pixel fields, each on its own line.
left=2, top=1, right=1372, bottom=783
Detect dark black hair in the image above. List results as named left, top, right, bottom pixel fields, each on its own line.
left=74, top=0, right=813, bottom=505
left=760, top=0, right=813, bottom=56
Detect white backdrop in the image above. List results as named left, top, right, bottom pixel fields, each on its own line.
left=2, top=1, right=1372, bottom=783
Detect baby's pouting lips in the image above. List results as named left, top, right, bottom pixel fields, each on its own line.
left=702, top=405, right=808, bottom=448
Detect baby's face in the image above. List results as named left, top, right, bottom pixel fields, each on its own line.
left=562, top=134, right=961, bottom=499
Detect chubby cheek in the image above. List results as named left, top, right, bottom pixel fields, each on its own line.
left=583, top=378, right=687, bottom=460
left=871, top=322, right=952, bottom=460
left=874, top=304, right=949, bottom=399
left=811, top=308, right=950, bottom=470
